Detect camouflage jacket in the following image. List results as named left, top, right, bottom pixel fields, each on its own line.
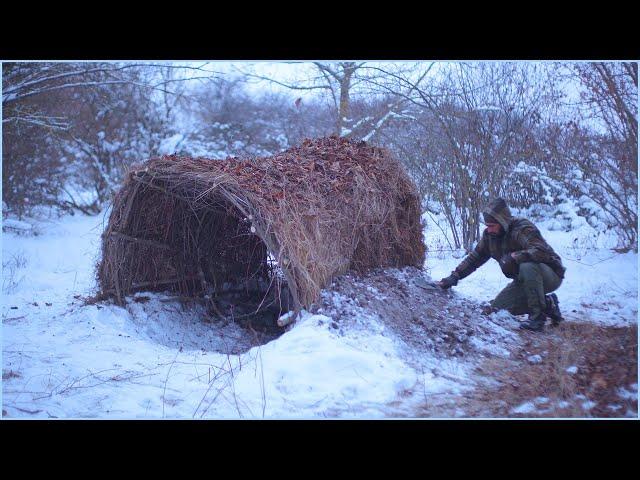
left=451, top=199, right=566, bottom=281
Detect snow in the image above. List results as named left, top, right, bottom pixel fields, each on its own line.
left=226, top=312, right=419, bottom=418
left=2, top=212, right=451, bottom=418
left=2, top=219, right=35, bottom=234
left=617, top=386, right=638, bottom=401
left=466, top=311, right=519, bottom=358
left=527, top=354, right=543, bottom=364
left=512, top=401, right=537, bottom=414
left=158, top=133, right=185, bottom=155
left=2, top=201, right=637, bottom=418
left=276, top=311, right=295, bottom=327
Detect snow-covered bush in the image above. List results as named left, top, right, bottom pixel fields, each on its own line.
left=540, top=123, right=637, bottom=250
left=3, top=62, right=181, bottom=216
left=181, top=81, right=334, bottom=159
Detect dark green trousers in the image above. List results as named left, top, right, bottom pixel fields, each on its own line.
left=491, top=262, right=562, bottom=316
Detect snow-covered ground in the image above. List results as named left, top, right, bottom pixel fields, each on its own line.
left=2, top=207, right=637, bottom=418
left=423, top=211, right=638, bottom=327
left=1, top=212, right=437, bottom=418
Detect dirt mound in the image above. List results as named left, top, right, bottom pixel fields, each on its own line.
left=314, top=267, right=521, bottom=363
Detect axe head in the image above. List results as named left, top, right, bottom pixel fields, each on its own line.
left=415, top=277, right=440, bottom=290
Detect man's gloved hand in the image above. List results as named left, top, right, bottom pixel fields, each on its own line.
left=499, top=253, right=519, bottom=278
left=438, top=274, right=459, bottom=289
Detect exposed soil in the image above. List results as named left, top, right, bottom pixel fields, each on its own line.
left=313, top=267, right=638, bottom=418
left=315, top=267, right=520, bottom=364
left=403, top=319, right=637, bottom=418
left=472, top=320, right=638, bottom=417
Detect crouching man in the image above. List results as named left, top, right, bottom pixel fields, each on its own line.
left=438, top=198, right=565, bottom=332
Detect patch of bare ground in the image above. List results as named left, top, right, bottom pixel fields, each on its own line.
left=316, top=267, right=518, bottom=362
left=469, top=321, right=638, bottom=417
left=313, top=267, right=636, bottom=418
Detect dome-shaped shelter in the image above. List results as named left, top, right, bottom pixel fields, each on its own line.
left=97, top=136, right=425, bottom=325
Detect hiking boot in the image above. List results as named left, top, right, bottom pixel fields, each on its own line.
left=520, top=313, right=546, bottom=332
left=545, top=293, right=563, bottom=326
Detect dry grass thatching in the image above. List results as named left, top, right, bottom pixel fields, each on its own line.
left=97, top=136, right=425, bottom=321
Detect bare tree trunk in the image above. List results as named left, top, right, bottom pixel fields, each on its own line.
left=337, top=63, right=356, bottom=136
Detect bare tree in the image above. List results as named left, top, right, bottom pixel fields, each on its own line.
left=374, top=62, right=559, bottom=250
left=2, top=62, right=219, bottom=216
left=240, top=62, right=361, bottom=136
left=573, top=62, right=637, bottom=173
left=536, top=62, right=639, bottom=250
left=240, top=62, right=427, bottom=140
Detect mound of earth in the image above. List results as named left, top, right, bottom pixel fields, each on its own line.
left=314, top=267, right=521, bottom=366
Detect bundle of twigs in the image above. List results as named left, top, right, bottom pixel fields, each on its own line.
left=97, top=136, right=425, bottom=322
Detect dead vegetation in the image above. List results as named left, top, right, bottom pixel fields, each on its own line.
left=317, top=267, right=637, bottom=418
left=472, top=321, right=638, bottom=417
left=2, top=369, right=22, bottom=381
left=97, top=136, right=424, bottom=328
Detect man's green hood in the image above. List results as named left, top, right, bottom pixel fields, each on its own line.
left=482, top=197, right=513, bottom=231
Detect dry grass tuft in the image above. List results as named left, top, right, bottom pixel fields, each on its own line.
left=477, top=322, right=637, bottom=417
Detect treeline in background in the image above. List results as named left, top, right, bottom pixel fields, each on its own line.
left=2, top=61, right=637, bottom=251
